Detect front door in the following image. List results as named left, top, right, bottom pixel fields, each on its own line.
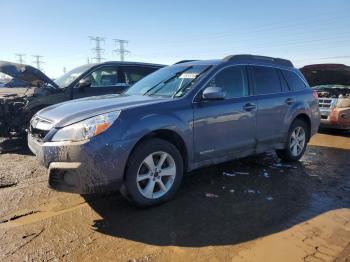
left=72, top=66, right=123, bottom=99
left=193, top=66, right=257, bottom=161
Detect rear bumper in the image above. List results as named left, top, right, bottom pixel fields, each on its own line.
left=28, top=133, right=136, bottom=194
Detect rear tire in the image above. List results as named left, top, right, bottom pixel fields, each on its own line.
left=121, top=138, right=184, bottom=207
left=276, top=119, right=309, bottom=162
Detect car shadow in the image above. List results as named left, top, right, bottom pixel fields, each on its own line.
left=318, top=127, right=350, bottom=137
left=0, top=137, right=33, bottom=155
left=84, top=146, right=350, bottom=247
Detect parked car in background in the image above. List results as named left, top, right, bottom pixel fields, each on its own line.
left=300, top=64, right=350, bottom=130
left=28, top=54, right=320, bottom=207
left=0, top=61, right=164, bottom=151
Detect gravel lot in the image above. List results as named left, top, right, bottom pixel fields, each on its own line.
left=0, top=130, right=349, bottom=262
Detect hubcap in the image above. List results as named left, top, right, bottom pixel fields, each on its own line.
left=136, top=151, right=176, bottom=199
left=290, top=126, right=306, bottom=156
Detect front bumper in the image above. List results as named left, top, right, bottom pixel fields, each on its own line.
left=28, top=133, right=136, bottom=194
left=319, top=108, right=350, bottom=130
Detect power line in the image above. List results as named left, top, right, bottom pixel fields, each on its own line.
left=15, top=53, right=26, bottom=64
left=32, top=55, right=44, bottom=70
left=113, top=39, right=130, bottom=61
left=89, top=36, right=105, bottom=63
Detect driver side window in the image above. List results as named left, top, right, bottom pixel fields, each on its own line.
left=206, top=66, right=248, bottom=99
left=84, top=67, right=119, bottom=88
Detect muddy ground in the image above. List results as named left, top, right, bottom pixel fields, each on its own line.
left=0, top=129, right=349, bottom=262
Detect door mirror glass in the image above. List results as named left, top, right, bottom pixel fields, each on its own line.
left=202, top=86, right=225, bottom=100
left=78, top=78, right=91, bottom=88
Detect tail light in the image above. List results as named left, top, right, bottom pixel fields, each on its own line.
left=312, top=90, right=318, bottom=99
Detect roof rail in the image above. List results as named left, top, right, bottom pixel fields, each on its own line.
left=222, top=54, right=293, bottom=67
left=173, top=60, right=198, bottom=65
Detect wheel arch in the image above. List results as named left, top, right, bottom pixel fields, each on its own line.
left=292, top=113, right=312, bottom=141
left=124, top=128, right=189, bottom=180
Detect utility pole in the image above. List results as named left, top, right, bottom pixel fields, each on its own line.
left=113, top=39, right=130, bottom=61
left=89, top=36, right=105, bottom=63
left=15, top=53, right=26, bottom=64
left=32, top=55, right=44, bottom=70
left=63, top=67, right=66, bottom=74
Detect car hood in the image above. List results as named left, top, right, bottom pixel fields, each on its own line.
left=300, top=64, right=350, bottom=87
left=0, top=61, right=58, bottom=88
left=37, top=94, right=171, bottom=128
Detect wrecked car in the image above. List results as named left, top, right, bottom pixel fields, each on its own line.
left=0, top=61, right=164, bottom=152
left=28, top=55, right=320, bottom=207
left=1, top=77, right=31, bottom=88
left=300, top=64, right=350, bottom=130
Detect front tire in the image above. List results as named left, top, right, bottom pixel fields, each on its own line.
left=276, top=119, right=309, bottom=162
left=121, top=138, right=184, bottom=207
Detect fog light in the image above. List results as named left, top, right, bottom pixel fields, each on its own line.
left=63, top=171, right=80, bottom=187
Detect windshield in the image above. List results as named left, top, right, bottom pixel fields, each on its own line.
left=125, top=65, right=210, bottom=97
left=54, top=64, right=94, bottom=88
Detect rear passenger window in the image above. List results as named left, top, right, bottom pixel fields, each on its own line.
left=206, top=66, right=248, bottom=99
left=282, top=70, right=306, bottom=91
left=123, top=66, right=158, bottom=86
left=251, top=66, right=281, bottom=95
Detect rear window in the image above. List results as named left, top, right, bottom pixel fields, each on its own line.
left=251, top=66, right=281, bottom=95
left=282, top=70, right=306, bottom=91
left=122, top=66, right=159, bottom=86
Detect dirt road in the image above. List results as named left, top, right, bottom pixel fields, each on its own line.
left=0, top=130, right=349, bottom=261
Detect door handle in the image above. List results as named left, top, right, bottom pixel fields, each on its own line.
left=243, top=103, right=256, bottom=111
left=285, top=98, right=295, bottom=105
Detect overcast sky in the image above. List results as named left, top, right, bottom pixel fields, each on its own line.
left=1, top=0, right=350, bottom=77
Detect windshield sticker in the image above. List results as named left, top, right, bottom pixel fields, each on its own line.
left=179, top=73, right=198, bottom=79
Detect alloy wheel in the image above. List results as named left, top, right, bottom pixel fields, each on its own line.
left=136, top=151, right=177, bottom=199
left=290, top=126, right=306, bottom=156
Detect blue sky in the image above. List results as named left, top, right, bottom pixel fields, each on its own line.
left=1, top=0, right=350, bottom=77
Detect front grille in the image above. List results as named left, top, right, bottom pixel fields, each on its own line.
left=30, top=127, right=49, bottom=141
left=30, top=117, right=53, bottom=142
left=318, top=98, right=334, bottom=109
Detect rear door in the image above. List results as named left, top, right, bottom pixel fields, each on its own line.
left=72, top=66, right=122, bottom=99
left=250, top=65, right=293, bottom=148
left=120, top=66, right=160, bottom=90
left=193, top=65, right=257, bottom=161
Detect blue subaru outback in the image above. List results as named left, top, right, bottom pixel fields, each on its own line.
left=28, top=55, right=320, bottom=207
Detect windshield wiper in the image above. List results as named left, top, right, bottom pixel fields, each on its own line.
left=143, top=66, right=193, bottom=96
left=173, top=65, right=211, bottom=98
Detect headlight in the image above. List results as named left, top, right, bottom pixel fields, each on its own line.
left=51, top=111, right=121, bottom=142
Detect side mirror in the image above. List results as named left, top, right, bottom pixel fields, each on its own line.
left=202, top=86, right=225, bottom=100
left=78, top=78, right=91, bottom=88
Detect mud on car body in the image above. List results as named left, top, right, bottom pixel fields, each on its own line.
left=300, top=64, right=350, bottom=130
left=28, top=54, right=320, bottom=207
left=0, top=61, right=164, bottom=151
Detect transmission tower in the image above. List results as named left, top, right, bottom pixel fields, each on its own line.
left=15, top=53, right=26, bottom=64
left=32, top=55, right=44, bottom=70
left=89, top=36, right=105, bottom=63
left=113, top=39, right=130, bottom=61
